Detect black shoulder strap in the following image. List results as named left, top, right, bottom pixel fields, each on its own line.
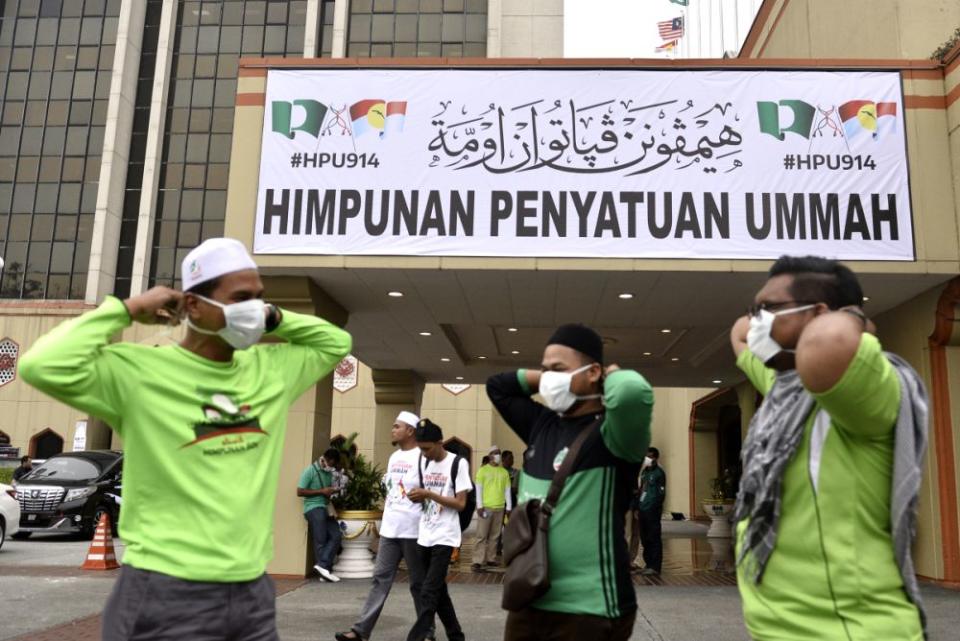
left=540, top=415, right=604, bottom=529
left=452, top=455, right=464, bottom=495
left=418, top=453, right=424, bottom=488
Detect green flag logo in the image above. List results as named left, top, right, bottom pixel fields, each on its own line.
left=272, top=99, right=328, bottom=139
left=756, top=100, right=816, bottom=140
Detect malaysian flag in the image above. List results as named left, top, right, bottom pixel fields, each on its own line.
left=658, top=17, right=684, bottom=40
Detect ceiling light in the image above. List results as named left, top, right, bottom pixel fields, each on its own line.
left=618, top=293, right=634, bottom=300
left=511, top=350, right=520, bottom=355
left=455, top=376, right=464, bottom=381
left=642, top=352, right=652, bottom=356
left=660, top=329, right=671, bottom=334
left=712, top=379, right=722, bottom=384
left=440, top=357, right=451, bottom=362
left=418, top=331, right=432, bottom=336
left=863, top=296, right=871, bottom=302
left=670, top=357, right=679, bottom=362
left=477, top=355, right=487, bottom=360
left=387, top=291, right=404, bottom=297
left=507, top=327, right=518, bottom=332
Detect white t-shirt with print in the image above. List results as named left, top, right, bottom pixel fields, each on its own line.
left=417, top=453, right=472, bottom=548
left=379, top=447, right=423, bottom=539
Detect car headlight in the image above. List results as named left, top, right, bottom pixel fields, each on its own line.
left=64, top=487, right=97, bottom=502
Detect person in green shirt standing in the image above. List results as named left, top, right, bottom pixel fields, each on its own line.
left=635, top=447, right=666, bottom=576
left=472, top=445, right=512, bottom=572
left=731, top=255, right=926, bottom=641
left=298, top=448, right=343, bottom=582
left=487, top=323, right=654, bottom=641
left=18, top=237, right=352, bottom=641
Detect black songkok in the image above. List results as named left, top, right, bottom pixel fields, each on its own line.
left=415, top=418, right=444, bottom=443
left=546, top=324, right=604, bottom=364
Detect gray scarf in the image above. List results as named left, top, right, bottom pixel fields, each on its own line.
left=734, top=353, right=928, bottom=633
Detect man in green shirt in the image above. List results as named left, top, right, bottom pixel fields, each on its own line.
left=472, top=445, right=512, bottom=572
left=487, top=324, right=653, bottom=641
left=635, top=447, right=665, bottom=576
left=19, top=238, right=352, bottom=641
left=730, top=255, right=925, bottom=641
left=298, top=448, right=343, bottom=582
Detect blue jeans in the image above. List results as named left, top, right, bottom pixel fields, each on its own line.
left=305, top=507, right=341, bottom=571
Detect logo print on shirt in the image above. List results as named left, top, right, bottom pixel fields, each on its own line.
left=181, top=392, right=266, bottom=451
left=552, top=447, right=569, bottom=472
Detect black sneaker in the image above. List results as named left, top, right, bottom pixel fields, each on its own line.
left=334, top=632, right=362, bottom=641
left=471, top=563, right=486, bottom=573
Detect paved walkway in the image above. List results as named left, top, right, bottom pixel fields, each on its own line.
left=2, top=527, right=958, bottom=640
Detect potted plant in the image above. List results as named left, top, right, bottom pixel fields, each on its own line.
left=701, top=469, right=737, bottom=538
left=330, top=433, right=387, bottom=578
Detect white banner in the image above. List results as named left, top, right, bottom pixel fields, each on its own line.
left=254, top=69, right=913, bottom=261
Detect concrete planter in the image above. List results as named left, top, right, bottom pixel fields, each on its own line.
left=333, top=510, right=383, bottom=579
left=701, top=500, right=735, bottom=538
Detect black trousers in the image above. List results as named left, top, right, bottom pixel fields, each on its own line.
left=503, top=607, right=636, bottom=641
left=406, top=545, right=465, bottom=641
left=638, top=508, right=663, bottom=573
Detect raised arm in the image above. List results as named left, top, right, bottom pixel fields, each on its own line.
left=17, top=291, right=176, bottom=430
left=266, top=309, right=352, bottom=401
left=732, top=314, right=776, bottom=395
left=795, top=309, right=867, bottom=393
left=600, top=366, right=654, bottom=463
left=486, top=370, right=549, bottom=444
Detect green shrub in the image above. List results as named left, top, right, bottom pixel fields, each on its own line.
left=0, top=468, right=14, bottom=484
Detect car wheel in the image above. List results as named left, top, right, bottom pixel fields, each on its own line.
left=0, top=518, right=5, bottom=551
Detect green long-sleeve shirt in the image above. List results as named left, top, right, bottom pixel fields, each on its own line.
left=486, top=368, right=654, bottom=618
left=19, top=296, right=351, bottom=582
left=736, top=336, right=922, bottom=641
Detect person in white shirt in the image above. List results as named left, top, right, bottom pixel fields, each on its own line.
left=335, top=412, right=433, bottom=641
left=405, top=419, right=471, bottom=641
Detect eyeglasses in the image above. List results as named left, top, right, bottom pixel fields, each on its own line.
left=747, top=300, right=815, bottom=318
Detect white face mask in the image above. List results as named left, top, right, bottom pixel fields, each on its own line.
left=643, top=456, right=654, bottom=467
left=187, top=295, right=266, bottom=350
left=491, top=454, right=501, bottom=465
left=746, top=305, right=816, bottom=364
left=539, top=364, right=602, bottom=414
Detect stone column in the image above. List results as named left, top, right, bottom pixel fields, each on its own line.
left=369, top=369, right=425, bottom=470
left=331, top=0, right=349, bottom=58
left=304, top=0, right=321, bottom=57
left=486, top=0, right=502, bottom=57
left=85, top=0, right=146, bottom=302
left=262, top=276, right=350, bottom=577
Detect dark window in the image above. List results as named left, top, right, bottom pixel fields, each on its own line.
left=147, top=0, right=307, bottom=290
left=347, top=0, right=484, bottom=58
left=113, top=0, right=163, bottom=298
left=0, top=0, right=121, bottom=299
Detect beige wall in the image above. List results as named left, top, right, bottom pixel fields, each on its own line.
left=491, top=0, right=563, bottom=58
left=331, top=360, right=525, bottom=475
left=874, top=285, right=946, bottom=579
left=648, top=387, right=712, bottom=517
left=0, top=306, right=105, bottom=456
left=751, top=0, right=960, bottom=59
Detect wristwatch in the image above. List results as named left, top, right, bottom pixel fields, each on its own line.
left=840, top=307, right=868, bottom=327
left=265, top=304, right=282, bottom=332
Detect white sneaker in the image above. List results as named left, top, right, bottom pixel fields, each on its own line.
left=315, top=565, right=340, bottom=582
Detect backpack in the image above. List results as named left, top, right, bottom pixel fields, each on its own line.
left=418, top=454, right=476, bottom=531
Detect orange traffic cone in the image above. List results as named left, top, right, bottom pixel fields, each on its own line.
left=81, top=513, right=120, bottom=570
